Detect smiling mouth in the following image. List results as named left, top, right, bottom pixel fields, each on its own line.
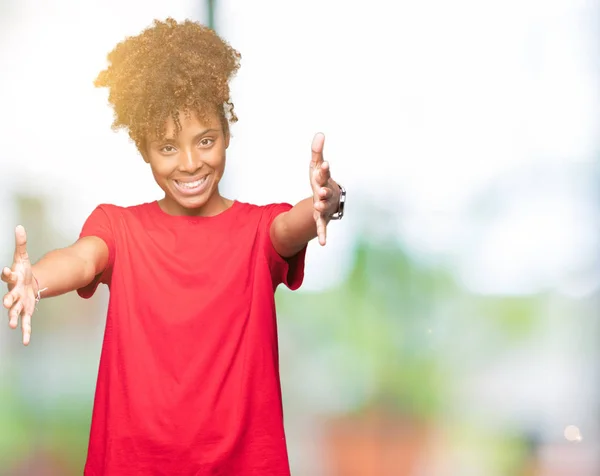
left=175, top=177, right=206, bottom=188
left=173, top=176, right=209, bottom=194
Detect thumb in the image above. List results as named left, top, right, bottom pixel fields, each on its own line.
left=310, top=132, right=325, bottom=169
left=14, top=225, right=29, bottom=264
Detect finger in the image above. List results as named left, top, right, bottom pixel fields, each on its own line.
left=3, top=285, right=21, bottom=309
left=3, top=292, right=14, bottom=309
left=315, top=213, right=327, bottom=246
left=22, top=299, right=36, bottom=322
left=3, top=270, right=23, bottom=309
left=312, top=162, right=331, bottom=189
left=14, top=225, right=29, bottom=264
left=319, top=161, right=331, bottom=184
left=318, top=186, right=333, bottom=200
left=313, top=199, right=331, bottom=213
left=21, top=313, right=31, bottom=345
left=1, top=267, right=17, bottom=284
left=310, top=133, right=325, bottom=170
left=8, top=300, right=22, bottom=329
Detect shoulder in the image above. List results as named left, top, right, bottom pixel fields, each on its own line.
left=231, top=201, right=293, bottom=233
left=91, top=202, right=155, bottom=219
left=98, top=202, right=154, bottom=213
left=81, top=203, right=156, bottom=236
left=234, top=201, right=293, bottom=219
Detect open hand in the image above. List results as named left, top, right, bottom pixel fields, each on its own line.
left=2, top=226, right=37, bottom=345
left=310, top=133, right=340, bottom=246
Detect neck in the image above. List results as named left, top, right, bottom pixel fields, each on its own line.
left=159, top=191, right=233, bottom=217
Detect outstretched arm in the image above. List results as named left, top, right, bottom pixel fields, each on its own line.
left=2, top=226, right=109, bottom=345
left=270, top=133, right=342, bottom=258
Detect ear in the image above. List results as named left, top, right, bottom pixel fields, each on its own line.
left=224, top=128, right=230, bottom=149
left=138, top=141, right=150, bottom=163
left=218, top=112, right=231, bottom=149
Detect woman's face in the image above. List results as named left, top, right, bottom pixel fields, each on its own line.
left=144, top=110, right=230, bottom=217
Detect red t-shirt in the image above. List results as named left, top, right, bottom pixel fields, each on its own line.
left=77, top=200, right=306, bottom=476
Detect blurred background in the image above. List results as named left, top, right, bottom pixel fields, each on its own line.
left=1, top=0, right=599, bottom=474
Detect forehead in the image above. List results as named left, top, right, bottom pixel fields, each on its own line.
left=153, top=109, right=223, bottom=140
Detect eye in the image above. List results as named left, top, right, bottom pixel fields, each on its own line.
left=160, top=145, right=177, bottom=153
left=198, top=138, right=214, bottom=147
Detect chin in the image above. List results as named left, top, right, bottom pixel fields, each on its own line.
left=176, top=194, right=210, bottom=210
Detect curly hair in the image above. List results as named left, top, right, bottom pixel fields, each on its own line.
left=94, top=18, right=241, bottom=150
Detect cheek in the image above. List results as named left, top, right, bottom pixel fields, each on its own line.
left=149, top=164, right=173, bottom=188
left=149, top=167, right=164, bottom=185
left=200, top=148, right=225, bottom=177
left=208, top=149, right=227, bottom=175
left=148, top=157, right=173, bottom=178
left=149, top=163, right=163, bottom=177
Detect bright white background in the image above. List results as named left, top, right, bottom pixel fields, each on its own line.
left=0, top=0, right=597, bottom=295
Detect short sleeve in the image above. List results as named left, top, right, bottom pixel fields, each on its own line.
left=263, top=203, right=307, bottom=290
left=77, top=205, right=116, bottom=299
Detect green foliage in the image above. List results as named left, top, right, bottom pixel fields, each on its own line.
left=277, top=238, right=543, bottom=420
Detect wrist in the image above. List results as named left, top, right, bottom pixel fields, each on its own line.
left=328, top=180, right=346, bottom=221
left=32, top=273, right=40, bottom=296
left=32, top=273, right=47, bottom=302
left=328, top=178, right=340, bottom=201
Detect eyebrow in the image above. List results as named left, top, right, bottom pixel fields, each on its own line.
left=157, top=128, right=219, bottom=144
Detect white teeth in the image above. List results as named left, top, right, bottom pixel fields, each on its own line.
left=177, top=177, right=206, bottom=189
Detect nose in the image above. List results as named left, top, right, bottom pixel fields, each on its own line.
left=178, top=147, right=203, bottom=174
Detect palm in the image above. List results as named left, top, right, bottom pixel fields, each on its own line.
left=309, top=133, right=339, bottom=246
left=2, top=225, right=36, bottom=345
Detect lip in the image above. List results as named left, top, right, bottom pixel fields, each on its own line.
left=172, top=175, right=210, bottom=196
